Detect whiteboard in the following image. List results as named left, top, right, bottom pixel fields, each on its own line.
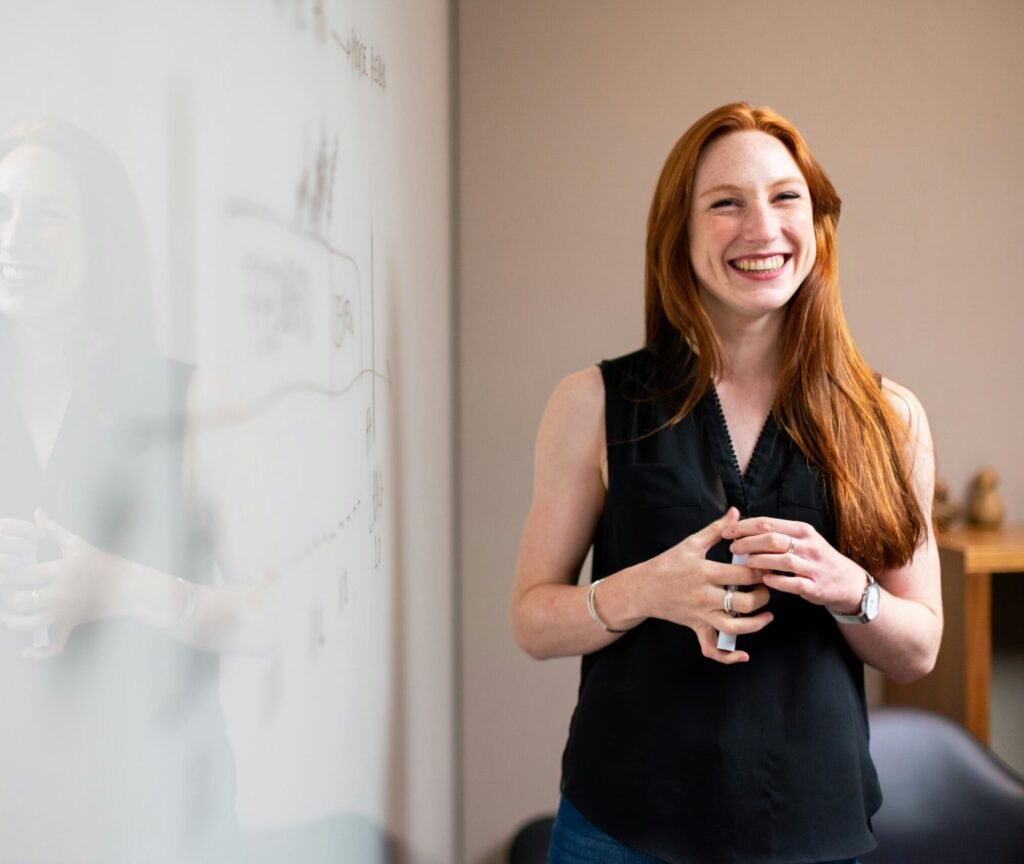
left=0, top=1, right=450, bottom=860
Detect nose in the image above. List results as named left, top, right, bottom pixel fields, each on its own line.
left=0, top=207, right=30, bottom=252
left=741, top=200, right=780, bottom=245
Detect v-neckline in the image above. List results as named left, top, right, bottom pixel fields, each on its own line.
left=18, top=388, right=73, bottom=471
left=708, top=385, right=775, bottom=511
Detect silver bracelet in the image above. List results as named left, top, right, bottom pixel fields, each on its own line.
left=586, top=578, right=629, bottom=634
left=162, top=577, right=196, bottom=630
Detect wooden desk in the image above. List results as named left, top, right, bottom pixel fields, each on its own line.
left=884, top=525, right=1024, bottom=744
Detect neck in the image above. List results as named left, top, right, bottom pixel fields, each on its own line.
left=709, top=310, right=784, bottom=386
left=8, top=320, right=75, bottom=389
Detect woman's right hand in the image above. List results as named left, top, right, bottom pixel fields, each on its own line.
left=0, top=518, right=42, bottom=574
left=514, top=370, right=776, bottom=662
left=638, top=507, right=773, bottom=663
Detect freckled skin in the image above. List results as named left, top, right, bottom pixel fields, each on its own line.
left=688, top=131, right=816, bottom=333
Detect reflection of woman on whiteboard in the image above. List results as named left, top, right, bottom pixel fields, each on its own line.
left=0, top=121, right=271, bottom=861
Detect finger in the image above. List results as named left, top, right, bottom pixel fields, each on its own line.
left=5, top=588, right=47, bottom=614
left=0, top=554, right=34, bottom=574
left=762, top=572, right=816, bottom=598
left=0, top=534, right=39, bottom=556
left=703, top=561, right=763, bottom=586
left=729, top=530, right=801, bottom=557
left=701, top=576, right=767, bottom=610
left=715, top=610, right=774, bottom=636
left=0, top=518, right=45, bottom=539
left=744, top=552, right=812, bottom=577
left=0, top=609, right=53, bottom=632
left=688, top=507, right=741, bottom=554
left=696, top=626, right=749, bottom=664
left=727, top=586, right=771, bottom=614
left=0, top=563, right=55, bottom=589
left=722, top=516, right=810, bottom=540
left=22, top=624, right=69, bottom=661
left=35, top=510, right=80, bottom=552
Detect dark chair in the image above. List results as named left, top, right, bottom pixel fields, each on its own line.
left=508, top=814, right=554, bottom=864
left=864, top=707, right=1024, bottom=863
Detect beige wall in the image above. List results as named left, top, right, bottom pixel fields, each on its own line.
left=391, top=2, right=458, bottom=860
left=459, top=1, right=1024, bottom=862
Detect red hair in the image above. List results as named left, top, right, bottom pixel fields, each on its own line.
left=645, top=102, right=924, bottom=573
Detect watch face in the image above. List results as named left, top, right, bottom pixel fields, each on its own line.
left=864, top=583, right=880, bottom=620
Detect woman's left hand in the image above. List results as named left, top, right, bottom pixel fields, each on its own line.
left=0, top=511, right=124, bottom=660
left=721, top=516, right=866, bottom=613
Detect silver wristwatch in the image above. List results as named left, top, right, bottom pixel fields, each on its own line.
left=828, top=570, right=879, bottom=624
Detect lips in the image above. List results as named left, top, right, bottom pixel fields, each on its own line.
left=728, top=254, right=790, bottom=273
left=0, top=262, right=50, bottom=283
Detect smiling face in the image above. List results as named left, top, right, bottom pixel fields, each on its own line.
left=688, top=130, right=815, bottom=330
left=0, top=145, right=87, bottom=328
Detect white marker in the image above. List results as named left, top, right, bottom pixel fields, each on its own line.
left=717, top=552, right=748, bottom=652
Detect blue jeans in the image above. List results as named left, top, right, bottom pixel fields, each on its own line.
left=548, top=796, right=861, bottom=864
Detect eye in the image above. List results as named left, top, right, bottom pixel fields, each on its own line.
left=775, top=191, right=802, bottom=202
left=710, top=198, right=740, bottom=209
left=35, top=207, right=71, bottom=222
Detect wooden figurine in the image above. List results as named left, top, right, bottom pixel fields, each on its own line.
left=966, top=466, right=1005, bottom=530
left=933, top=477, right=961, bottom=533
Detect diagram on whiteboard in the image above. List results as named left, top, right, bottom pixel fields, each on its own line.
left=0, top=0, right=421, bottom=859
left=179, top=0, right=397, bottom=839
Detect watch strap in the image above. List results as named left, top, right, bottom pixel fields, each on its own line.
left=828, top=570, right=877, bottom=624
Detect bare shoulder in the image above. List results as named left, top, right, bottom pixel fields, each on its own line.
left=535, top=366, right=606, bottom=479
left=879, top=377, right=931, bottom=444
left=880, top=377, right=935, bottom=500
left=540, top=366, right=604, bottom=441
left=546, top=366, right=604, bottom=420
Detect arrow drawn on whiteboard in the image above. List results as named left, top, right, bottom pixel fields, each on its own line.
left=192, top=367, right=391, bottom=433
left=119, top=365, right=392, bottom=448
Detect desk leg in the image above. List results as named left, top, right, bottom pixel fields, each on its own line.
left=964, top=572, right=992, bottom=744
left=884, top=549, right=992, bottom=744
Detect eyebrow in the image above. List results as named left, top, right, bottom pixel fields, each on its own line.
left=29, top=196, right=75, bottom=208
left=0, top=196, right=78, bottom=213
left=697, top=177, right=807, bottom=199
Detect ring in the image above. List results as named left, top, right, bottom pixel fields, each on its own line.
left=723, top=586, right=735, bottom=615
left=786, top=536, right=797, bottom=556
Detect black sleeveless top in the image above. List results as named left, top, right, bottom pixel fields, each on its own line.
left=560, top=345, right=881, bottom=864
left=0, top=323, right=236, bottom=862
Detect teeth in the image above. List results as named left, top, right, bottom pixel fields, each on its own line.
left=1, top=264, right=45, bottom=281
left=733, top=255, right=785, bottom=272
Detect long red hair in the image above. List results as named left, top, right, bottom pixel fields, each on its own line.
left=645, top=102, right=924, bottom=573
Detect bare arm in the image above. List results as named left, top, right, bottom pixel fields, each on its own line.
left=834, top=381, right=942, bottom=681
left=725, top=380, right=942, bottom=682
left=0, top=368, right=284, bottom=660
left=512, top=367, right=770, bottom=663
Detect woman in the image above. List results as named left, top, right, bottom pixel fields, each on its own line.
left=512, top=103, right=942, bottom=864
left=0, top=120, right=271, bottom=862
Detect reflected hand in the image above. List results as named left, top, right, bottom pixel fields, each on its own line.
left=0, top=517, right=43, bottom=573
left=0, top=511, right=122, bottom=660
left=722, top=516, right=867, bottom=613
left=642, top=507, right=772, bottom=664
